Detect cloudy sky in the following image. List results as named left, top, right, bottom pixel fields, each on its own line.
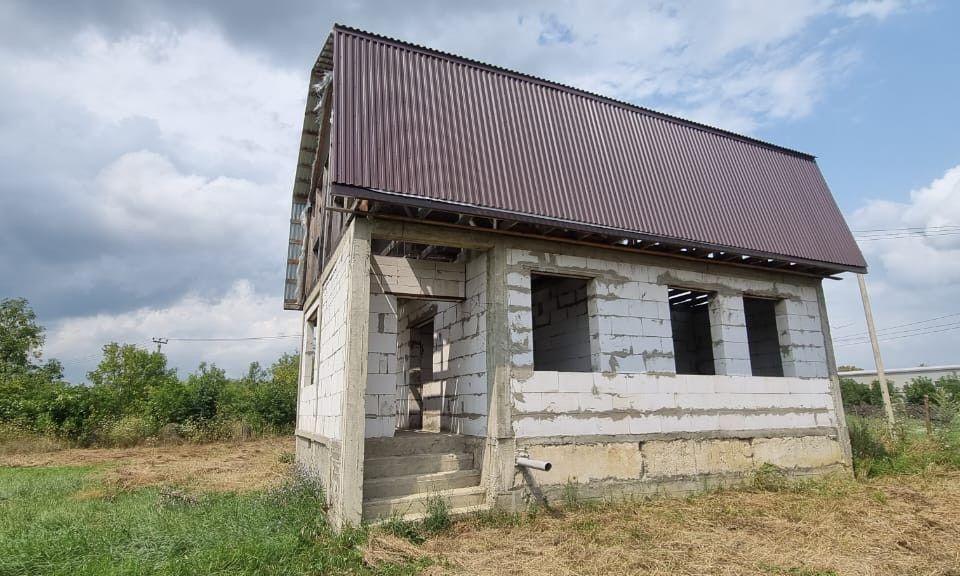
left=1, top=0, right=958, bottom=382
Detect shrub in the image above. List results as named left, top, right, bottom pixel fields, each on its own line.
left=840, top=378, right=873, bottom=406
left=422, top=495, right=452, bottom=533
left=752, top=463, right=788, bottom=492
left=382, top=513, right=426, bottom=545
left=561, top=479, right=581, bottom=509
left=847, top=417, right=889, bottom=462
left=100, top=416, right=154, bottom=448
left=937, top=373, right=960, bottom=404
left=839, top=378, right=898, bottom=407
left=903, top=377, right=937, bottom=405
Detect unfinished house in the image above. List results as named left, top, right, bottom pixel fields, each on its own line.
left=285, top=26, right=867, bottom=528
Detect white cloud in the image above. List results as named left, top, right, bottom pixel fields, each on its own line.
left=2, top=25, right=303, bottom=180
left=824, top=163, right=960, bottom=369
left=839, top=0, right=903, bottom=20
left=93, top=150, right=284, bottom=249
left=47, top=281, right=300, bottom=382
left=381, top=0, right=887, bottom=133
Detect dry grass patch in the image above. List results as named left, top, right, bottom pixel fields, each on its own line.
left=0, top=424, right=68, bottom=455
left=413, top=473, right=960, bottom=576
left=0, top=436, right=294, bottom=492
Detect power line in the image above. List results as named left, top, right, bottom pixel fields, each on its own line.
left=832, top=312, right=960, bottom=341
left=854, top=232, right=960, bottom=242
left=852, top=225, right=960, bottom=233
left=164, top=334, right=301, bottom=342
left=834, top=323, right=960, bottom=347
left=834, top=321, right=960, bottom=344
left=850, top=224, right=960, bottom=241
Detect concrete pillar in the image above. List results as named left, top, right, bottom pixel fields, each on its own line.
left=775, top=298, right=829, bottom=379
left=708, top=294, right=752, bottom=376
left=336, top=218, right=372, bottom=528
left=815, top=284, right=853, bottom=471
left=482, top=243, right=518, bottom=505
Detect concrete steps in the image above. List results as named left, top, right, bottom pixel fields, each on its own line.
left=365, top=431, right=473, bottom=458
left=364, top=452, right=474, bottom=478
left=362, top=485, right=487, bottom=523
left=364, top=469, right=482, bottom=500
left=362, top=432, right=485, bottom=523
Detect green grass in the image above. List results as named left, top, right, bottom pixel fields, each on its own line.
left=0, top=466, right=426, bottom=576
left=848, top=415, right=960, bottom=478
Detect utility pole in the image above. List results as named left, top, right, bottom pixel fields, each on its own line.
left=856, top=274, right=895, bottom=433
left=152, top=337, right=169, bottom=353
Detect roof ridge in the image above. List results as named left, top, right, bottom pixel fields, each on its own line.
left=332, top=23, right=816, bottom=161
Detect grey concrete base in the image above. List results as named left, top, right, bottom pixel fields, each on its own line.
left=295, top=433, right=343, bottom=524
left=507, top=464, right=847, bottom=510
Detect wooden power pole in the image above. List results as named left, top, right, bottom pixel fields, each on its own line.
left=856, top=274, right=895, bottom=432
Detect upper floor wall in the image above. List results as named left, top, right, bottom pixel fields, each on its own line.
left=506, top=248, right=828, bottom=381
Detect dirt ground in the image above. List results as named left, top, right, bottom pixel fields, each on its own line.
left=0, top=436, right=295, bottom=492
left=392, top=472, right=960, bottom=576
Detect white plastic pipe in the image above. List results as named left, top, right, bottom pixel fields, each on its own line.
left=516, top=457, right=552, bottom=471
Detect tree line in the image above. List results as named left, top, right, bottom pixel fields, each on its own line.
left=0, top=297, right=299, bottom=447
left=840, top=375, right=960, bottom=408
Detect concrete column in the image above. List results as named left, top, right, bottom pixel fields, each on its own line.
left=483, top=243, right=518, bottom=506
left=336, top=218, right=372, bottom=528
left=815, top=283, right=853, bottom=471
left=775, top=298, right=828, bottom=379
left=708, top=294, right=752, bottom=376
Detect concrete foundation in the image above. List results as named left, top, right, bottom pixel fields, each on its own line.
left=513, top=433, right=844, bottom=505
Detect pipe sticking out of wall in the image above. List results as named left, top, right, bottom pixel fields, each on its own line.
left=516, top=456, right=552, bottom=471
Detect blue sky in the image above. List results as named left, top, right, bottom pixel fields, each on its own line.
left=1, top=0, right=957, bottom=380
left=757, top=1, right=960, bottom=213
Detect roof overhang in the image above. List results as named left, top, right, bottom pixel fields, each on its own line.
left=329, top=183, right=866, bottom=277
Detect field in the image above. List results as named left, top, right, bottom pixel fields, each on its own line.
left=2, top=438, right=959, bottom=575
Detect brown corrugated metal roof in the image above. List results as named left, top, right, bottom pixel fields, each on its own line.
left=328, top=25, right=866, bottom=272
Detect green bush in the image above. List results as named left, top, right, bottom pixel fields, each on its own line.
left=902, top=376, right=937, bottom=405
left=847, top=417, right=889, bottom=462
left=937, top=374, right=960, bottom=404
left=100, top=416, right=155, bottom=448
left=839, top=378, right=898, bottom=407
left=422, top=495, right=452, bottom=534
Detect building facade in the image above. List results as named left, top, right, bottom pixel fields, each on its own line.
left=286, top=26, right=867, bottom=527
left=839, top=365, right=960, bottom=388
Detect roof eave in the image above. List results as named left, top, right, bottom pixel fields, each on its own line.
left=332, top=183, right=868, bottom=276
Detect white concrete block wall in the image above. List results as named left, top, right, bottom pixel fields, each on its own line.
left=709, top=295, right=752, bottom=376
left=506, top=247, right=833, bottom=440
left=511, top=372, right=836, bottom=438
left=431, top=252, right=488, bottom=436
left=506, top=248, right=828, bottom=381
left=297, top=313, right=319, bottom=435
left=304, top=244, right=352, bottom=441
left=370, top=255, right=465, bottom=299
left=365, top=293, right=399, bottom=438
left=776, top=299, right=829, bottom=379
